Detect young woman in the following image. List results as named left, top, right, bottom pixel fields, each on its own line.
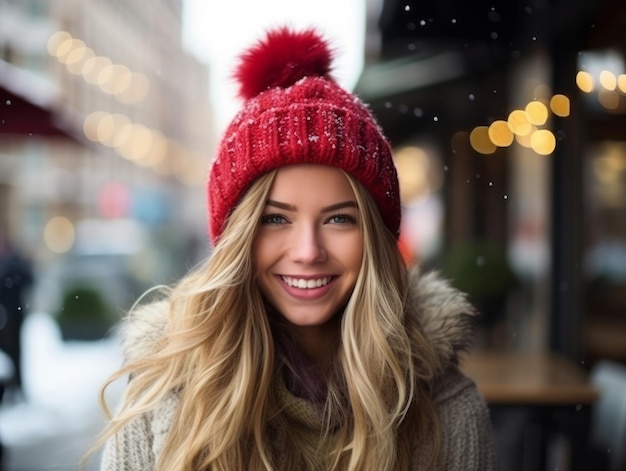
left=96, top=27, right=495, bottom=470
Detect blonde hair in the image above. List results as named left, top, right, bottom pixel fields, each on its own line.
left=92, top=169, right=441, bottom=470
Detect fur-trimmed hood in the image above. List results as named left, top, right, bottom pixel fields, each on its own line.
left=405, top=268, right=478, bottom=368
left=120, top=268, right=477, bottom=370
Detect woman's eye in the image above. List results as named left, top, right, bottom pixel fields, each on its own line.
left=327, top=213, right=357, bottom=225
left=261, top=214, right=288, bottom=225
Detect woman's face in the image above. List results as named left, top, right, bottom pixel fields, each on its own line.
left=253, top=164, right=363, bottom=330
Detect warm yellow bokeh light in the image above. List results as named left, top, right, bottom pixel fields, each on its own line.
left=83, top=56, right=112, bottom=85
left=550, top=94, right=570, bottom=117
left=515, top=130, right=534, bottom=148
left=507, top=110, right=532, bottom=136
left=576, top=71, right=594, bottom=93
left=97, top=64, right=115, bottom=86
left=530, top=129, right=556, bottom=155
left=525, top=101, right=549, bottom=125
left=594, top=155, right=626, bottom=184
left=113, top=123, right=134, bottom=150
left=599, top=70, right=617, bottom=91
left=57, top=39, right=85, bottom=64
left=47, top=31, right=72, bottom=56
left=66, top=47, right=94, bottom=75
left=488, top=120, right=514, bottom=147
left=141, top=131, right=168, bottom=167
left=99, top=64, right=133, bottom=95
left=470, top=126, right=497, bottom=154
left=111, top=65, right=133, bottom=95
left=618, top=75, right=626, bottom=94
left=44, top=216, right=75, bottom=254
left=83, top=111, right=107, bottom=142
left=53, top=38, right=74, bottom=60
left=119, top=124, right=153, bottom=161
left=395, top=146, right=430, bottom=202
left=64, top=45, right=87, bottom=65
left=598, top=89, right=620, bottom=110
left=96, top=114, right=116, bottom=145
left=100, top=113, right=131, bottom=146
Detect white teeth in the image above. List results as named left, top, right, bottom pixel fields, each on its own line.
left=282, top=276, right=331, bottom=289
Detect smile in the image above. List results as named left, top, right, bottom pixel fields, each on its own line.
left=281, top=276, right=332, bottom=289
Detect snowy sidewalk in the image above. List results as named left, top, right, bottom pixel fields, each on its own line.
left=0, top=313, right=124, bottom=471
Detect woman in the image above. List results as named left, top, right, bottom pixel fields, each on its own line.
left=96, top=27, right=495, bottom=470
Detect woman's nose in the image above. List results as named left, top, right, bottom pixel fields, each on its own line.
left=289, top=225, right=327, bottom=264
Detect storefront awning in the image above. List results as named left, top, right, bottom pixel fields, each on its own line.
left=355, top=50, right=467, bottom=102
left=0, top=60, right=79, bottom=140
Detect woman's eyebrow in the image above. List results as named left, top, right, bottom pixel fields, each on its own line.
left=265, top=200, right=358, bottom=213
left=266, top=199, right=296, bottom=211
left=321, top=201, right=358, bottom=213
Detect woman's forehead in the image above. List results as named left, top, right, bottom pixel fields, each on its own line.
left=268, top=164, right=356, bottom=199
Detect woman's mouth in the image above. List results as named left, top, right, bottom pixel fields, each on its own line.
left=281, top=276, right=332, bottom=289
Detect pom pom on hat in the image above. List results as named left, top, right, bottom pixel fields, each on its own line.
left=234, top=27, right=333, bottom=100
left=207, top=27, right=401, bottom=245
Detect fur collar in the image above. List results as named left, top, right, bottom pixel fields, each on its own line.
left=406, top=268, right=477, bottom=368
left=120, top=268, right=477, bottom=370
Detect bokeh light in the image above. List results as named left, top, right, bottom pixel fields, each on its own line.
left=83, top=56, right=112, bottom=85
left=470, top=126, right=497, bottom=154
left=598, top=89, right=620, bottom=110
left=618, top=75, right=626, bottom=94
left=525, top=101, right=549, bottom=125
left=43, top=216, right=75, bottom=253
left=48, top=31, right=151, bottom=104
left=576, top=71, right=594, bottom=93
left=394, top=146, right=431, bottom=202
left=507, top=110, right=532, bottom=136
left=83, top=111, right=107, bottom=142
left=599, top=70, right=617, bottom=91
left=119, top=124, right=153, bottom=161
left=488, top=120, right=514, bottom=147
left=515, top=129, right=535, bottom=148
left=530, top=129, right=556, bottom=155
left=66, top=47, right=94, bottom=75
left=549, top=94, right=570, bottom=117
left=47, top=31, right=72, bottom=56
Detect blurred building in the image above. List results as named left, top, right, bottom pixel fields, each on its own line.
left=358, top=0, right=626, bottom=364
left=0, top=0, right=213, bottom=312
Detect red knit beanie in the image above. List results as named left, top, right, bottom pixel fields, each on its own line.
left=207, top=27, right=400, bottom=245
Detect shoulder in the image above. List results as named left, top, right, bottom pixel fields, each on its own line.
left=120, top=300, right=170, bottom=362
left=100, top=390, right=180, bottom=469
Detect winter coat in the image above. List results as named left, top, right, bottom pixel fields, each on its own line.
left=100, top=269, right=496, bottom=470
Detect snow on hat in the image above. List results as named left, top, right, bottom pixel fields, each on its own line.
left=207, top=27, right=400, bottom=244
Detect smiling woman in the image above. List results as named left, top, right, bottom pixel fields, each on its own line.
left=254, top=166, right=363, bottom=370
left=91, top=27, right=496, bottom=471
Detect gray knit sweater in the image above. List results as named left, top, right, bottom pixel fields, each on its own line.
left=100, top=270, right=496, bottom=470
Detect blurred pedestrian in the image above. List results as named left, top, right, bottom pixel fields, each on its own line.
left=93, top=27, right=495, bottom=470
left=0, top=228, right=33, bottom=397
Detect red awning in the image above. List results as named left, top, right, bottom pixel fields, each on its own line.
left=0, top=60, right=80, bottom=140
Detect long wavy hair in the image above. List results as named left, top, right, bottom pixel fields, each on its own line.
left=92, top=169, right=442, bottom=470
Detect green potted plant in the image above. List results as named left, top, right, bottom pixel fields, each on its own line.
left=55, top=284, right=117, bottom=341
left=442, top=240, right=519, bottom=330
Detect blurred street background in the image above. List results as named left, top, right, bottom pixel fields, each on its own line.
left=0, top=313, right=123, bottom=470
left=1, top=0, right=625, bottom=470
